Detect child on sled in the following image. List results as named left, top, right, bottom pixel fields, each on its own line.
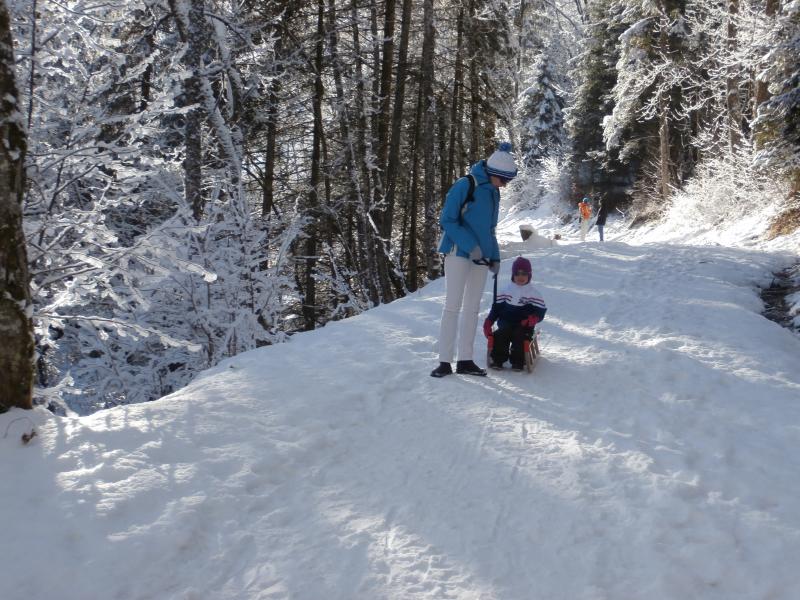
left=482, top=256, right=547, bottom=371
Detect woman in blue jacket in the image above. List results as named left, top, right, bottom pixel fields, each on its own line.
left=431, top=143, right=518, bottom=378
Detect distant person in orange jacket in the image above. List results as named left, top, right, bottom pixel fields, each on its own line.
left=578, top=197, right=592, bottom=241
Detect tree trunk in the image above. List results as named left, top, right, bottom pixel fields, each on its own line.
left=726, top=0, right=742, bottom=151
left=262, top=3, right=296, bottom=218
left=371, top=0, right=398, bottom=301
left=437, top=103, right=449, bottom=221
left=352, top=0, right=382, bottom=305
left=263, top=88, right=278, bottom=218
left=468, top=6, right=481, bottom=162
left=327, top=0, right=371, bottom=307
left=754, top=0, right=779, bottom=122
left=170, top=0, right=207, bottom=221
left=467, top=0, right=486, bottom=161
left=574, top=0, right=585, bottom=23
left=407, top=84, right=424, bottom=291
left=420, top=0, right=439, bottom=280
left=26, top=0, right=36, bottom=130
left=0, top=0, right=34, bottom=411
left=447, top=7, right=466, bottom=183
left=383, top=0, right=413, bottom=242
left=657, top=8, right=672, bottom=200
left=656, top=0, right=687, bottom=198
left=303, top=0, right=326, bottom=331
left=515, top=0, right=527, bottom=99
left=376, top=0, right=396, bottom=191
left=658, top=91, right=672, bottom=202
left=370, top=2, right=381, bottom=153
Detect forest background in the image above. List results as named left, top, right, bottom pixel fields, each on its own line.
left=0, top=0, right=797, bottom=414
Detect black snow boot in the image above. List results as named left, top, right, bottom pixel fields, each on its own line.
left=430, top=362, right=453, bottom=378
left=456, top=360, right=487, bottom=376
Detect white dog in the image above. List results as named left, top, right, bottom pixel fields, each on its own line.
left=519, top=224, right=558, bottom=248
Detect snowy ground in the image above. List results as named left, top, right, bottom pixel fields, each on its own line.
left=2, top=205, right=800, bottom=599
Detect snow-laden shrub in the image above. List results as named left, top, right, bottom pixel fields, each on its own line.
left=34, top=195, right=302, bottom=415
left=505, top=155, right=571, bottom=216
left=658, top=146, right=788, bottom=234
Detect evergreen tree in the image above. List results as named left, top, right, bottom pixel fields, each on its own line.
left=753, top=0, right=800, bottom=197
left=566, top=0, right=627, bottom=193
left=602, top=0, right=693, bottom=202
left=517, top=53, right=567, bottom=167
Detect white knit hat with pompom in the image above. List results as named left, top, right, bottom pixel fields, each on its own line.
left=485, top=142, right=518, bottom=180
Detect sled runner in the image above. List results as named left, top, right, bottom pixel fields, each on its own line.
left=523, top=325, right=541, bottom=373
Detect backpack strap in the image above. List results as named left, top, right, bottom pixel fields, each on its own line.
left=458, top=174, right=477, bottom=225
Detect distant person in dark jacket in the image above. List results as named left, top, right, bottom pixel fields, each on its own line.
left=482, top=256, right=547, bottom=371
left=596, top=200, right=608, bottom=242
left=431, top=143, right=518, bottom=378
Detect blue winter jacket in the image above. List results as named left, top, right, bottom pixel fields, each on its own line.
left=438, top=160, right=500, bottom=262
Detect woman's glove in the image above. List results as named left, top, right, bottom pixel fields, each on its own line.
left=489, top=261, right=500, bottom=274
left=483, top=318, right=494, bottom=338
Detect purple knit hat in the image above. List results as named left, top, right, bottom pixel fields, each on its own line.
left=511, top=256, right=532, bottom=281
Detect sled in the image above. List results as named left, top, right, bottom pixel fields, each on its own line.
left=486, top=325, right=540, bottom=374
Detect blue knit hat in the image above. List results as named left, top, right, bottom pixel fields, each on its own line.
left=486, top=142, right=518, bottom=181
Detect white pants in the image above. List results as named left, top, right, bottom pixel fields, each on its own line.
left=437, top=254, right=488, bottom=363
left=580, top=218, right=590, bottom=241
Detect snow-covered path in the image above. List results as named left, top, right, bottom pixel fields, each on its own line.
left=3, top=240, right=800, bottom=599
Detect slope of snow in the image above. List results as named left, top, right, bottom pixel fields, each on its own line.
left=2, top=205, right=800, bottom=599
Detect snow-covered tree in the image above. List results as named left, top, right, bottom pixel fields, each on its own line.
left=13, top=0, right=792, bottom=415
left=9, top=0, right=306, bottom=412
left=753, top=0, right=800, bottom=197
left=565, top=0, right=627, bottom=193
left=602, top=0, right=694, bottom=202
left=517, top=53, right=567, bottom=167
